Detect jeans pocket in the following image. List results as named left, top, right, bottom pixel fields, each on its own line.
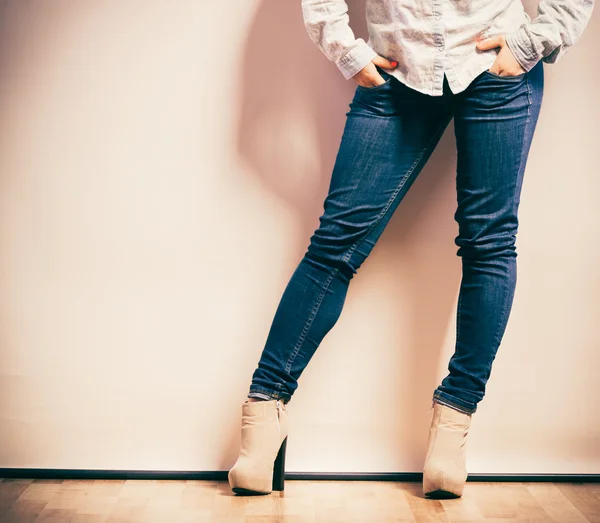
left=483, top=69, right=526, bottom=80
left=356, top=68, right=394, bottom=91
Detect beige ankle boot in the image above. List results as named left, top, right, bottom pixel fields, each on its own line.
left=422, top=399, right=472, bottom=498
left=228, top=398, right=289, bottom=495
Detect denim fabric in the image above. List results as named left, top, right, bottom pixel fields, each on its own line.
left=301, top=0, right=593, bottom=96
left=248, top=61, right=544, bottom=414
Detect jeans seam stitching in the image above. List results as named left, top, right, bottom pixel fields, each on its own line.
left=525, top=71, right=532, bottom=115
left=281, top=115, right=450, bottom=395
left=284, top=267, right=339, bottom=375
left=455, top=280, right=464, bottom=355
left=342, top=116, right=451, bottom=267
left=493, top=85, right=532, bottom=352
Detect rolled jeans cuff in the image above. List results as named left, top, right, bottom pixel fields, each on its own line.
left=248, top=387, right=290, bottom=404
left=433, top=391, right=477, bottom=415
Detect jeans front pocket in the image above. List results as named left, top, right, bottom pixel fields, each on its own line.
left=482, top=69, right=526, bottom=81
left=356, top=68, right=394, bottom=91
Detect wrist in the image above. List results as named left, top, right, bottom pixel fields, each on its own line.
left=335, top=39, right=379, bottom=80
left=504, top=27, right=543, bottom=72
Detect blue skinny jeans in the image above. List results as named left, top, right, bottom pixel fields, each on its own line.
left=247, top=61, right=544, bottom=414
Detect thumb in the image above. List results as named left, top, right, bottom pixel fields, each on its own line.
left=476, top=35, right=503, bottom=50
left=373, top=55, right=399, bottom=69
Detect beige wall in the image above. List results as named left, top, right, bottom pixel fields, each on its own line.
left=0, top=0, right=597, bottom=474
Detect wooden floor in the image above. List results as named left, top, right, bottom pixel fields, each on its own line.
left=0, top=478, right=598, bottom=522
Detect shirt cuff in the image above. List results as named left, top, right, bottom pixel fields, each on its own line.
left=335, top=39, right=379, bottom=80
left=504, top=27, right=544, bottom=72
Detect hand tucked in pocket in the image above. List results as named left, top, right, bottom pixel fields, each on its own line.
left=353, top=56, right=398, bottom=88
left=476, top=34, right=527, bottom=77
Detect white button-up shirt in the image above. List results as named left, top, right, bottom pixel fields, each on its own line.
left=301, top=0, right=595, bottom=96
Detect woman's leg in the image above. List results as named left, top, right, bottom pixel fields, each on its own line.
left=433, top=61, right=545, bottom=414
left=249, top=69, right=454, bottom=404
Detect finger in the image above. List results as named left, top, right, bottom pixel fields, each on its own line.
left=373, top=56, right=398, bottom=69
left=476, top=35, right=503, bottom=50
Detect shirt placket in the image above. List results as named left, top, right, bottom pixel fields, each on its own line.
left=432, top=0, right=446, bottom=95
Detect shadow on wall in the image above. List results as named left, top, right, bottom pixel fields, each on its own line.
left=236, top=0, right=462, bottom=452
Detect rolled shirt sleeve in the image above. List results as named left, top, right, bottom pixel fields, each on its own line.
left=301, top=0, right=379, bottom=79
left=504, top=0, right=595, bottom=71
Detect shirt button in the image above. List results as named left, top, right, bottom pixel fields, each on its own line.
left=435, top=14, right=441, bottom=20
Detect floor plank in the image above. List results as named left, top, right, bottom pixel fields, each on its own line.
left=0, top=478, right=597, bottom=522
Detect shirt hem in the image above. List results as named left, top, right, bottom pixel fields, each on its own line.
left=383, top=54, right=499, bottom=96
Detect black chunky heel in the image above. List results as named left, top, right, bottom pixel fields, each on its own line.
left=272, top=436, right=288, bottom=491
